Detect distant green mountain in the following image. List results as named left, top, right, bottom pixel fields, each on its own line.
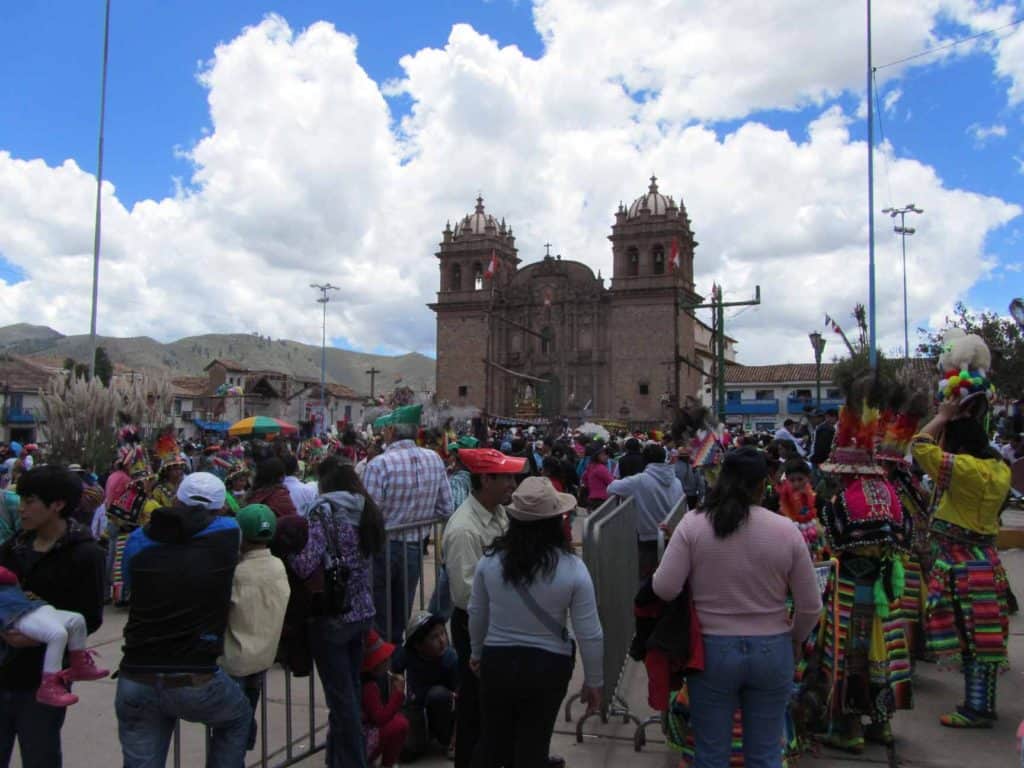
left=0, top=325, right=436, bottom=395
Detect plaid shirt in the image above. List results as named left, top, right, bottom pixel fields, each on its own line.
left=362, top=440, right=453, bottom=541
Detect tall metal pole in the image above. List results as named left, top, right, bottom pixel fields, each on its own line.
left=866, top=0, right=878, bottom=369
left=311, top=283, right=338, bottom=433
left=88, top=0, right=112, bottom=380
left=882, top=204, right=923, bottom=362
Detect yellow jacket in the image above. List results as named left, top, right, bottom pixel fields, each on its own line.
left=911, top=435, right=1011, bottom=536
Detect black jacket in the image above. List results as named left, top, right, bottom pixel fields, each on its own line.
left=0, top=520, right=105, bottom=690
left=810, top=423, right=835, bottom=465
left=618, top=451, right=646, bottom=479
left=119, top=505, right=240, bottom=674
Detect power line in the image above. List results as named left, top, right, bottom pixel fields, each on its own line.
left=875, top=16, right=1024, bottom=71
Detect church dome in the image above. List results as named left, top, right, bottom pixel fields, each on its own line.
left=626, top=175, right=677, bottom=219
left=453, top=196, right=507, bottom=238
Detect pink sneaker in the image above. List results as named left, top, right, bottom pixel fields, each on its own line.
left=66, top=649, right=109, bottom=682
left=36, top=673, right=78, bottom=708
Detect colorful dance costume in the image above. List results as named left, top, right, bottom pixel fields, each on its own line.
left=818, top=397, right=913, bottom=751
left=910, top=434, right=1011, bottom=727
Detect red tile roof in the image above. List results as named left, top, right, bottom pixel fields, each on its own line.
left=203, top=358, right=248, bottom=372
left=171, top=376, right=209, bottom=396
left=725, top=363, right=837, bottom=385
left=325, top=383, right=363, bottom=400
left=0, top=355, right=60, bottom=391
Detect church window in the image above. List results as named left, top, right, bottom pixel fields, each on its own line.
left=578, top=326, right=592, bottom=350
left=458, top=385, right=468, bottom=397
left=638, top=382, right=650, bottom=396
left=511, top=332, right=522, bottom=352
left=473, top=263, right=483, bottom=291
left=451, top=263, right=462, bottom=290
left=627, top=246, right=639, bottom=277
left=541, top=327, right=554, bottom=356
left=652, top=244, right=665, bottom=275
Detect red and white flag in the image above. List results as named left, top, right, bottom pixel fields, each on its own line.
left=669, top=237, right=681, bottom=271
left=484, top=250, right=500, bottom=279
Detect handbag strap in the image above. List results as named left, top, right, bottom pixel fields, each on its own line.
left=310, top=502, right=343, bottom=566
left=513, top=582, right=569, bottom=642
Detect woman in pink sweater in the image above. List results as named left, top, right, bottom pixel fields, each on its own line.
left=653, top=447, right=821, bottom=768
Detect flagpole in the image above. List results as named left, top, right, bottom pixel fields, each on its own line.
left=88, top=0, right=112, bottom=380
left=866, top=0, right=878, bottom=369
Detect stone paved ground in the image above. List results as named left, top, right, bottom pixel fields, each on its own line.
left=14, top=548, right=1024, bottom=767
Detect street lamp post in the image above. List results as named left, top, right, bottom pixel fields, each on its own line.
left=311, top=282, right=339, bottom=434
left=809, top=331, right=826, bottom=408
left=881, top=204, right=923, bottom=361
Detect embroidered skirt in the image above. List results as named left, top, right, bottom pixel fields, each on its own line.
left=925, top=520, right=1009, bottom=669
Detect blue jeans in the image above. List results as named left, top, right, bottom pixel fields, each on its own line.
left=0, top=688, right=67, bottom=768
left=688, top=633, right=793, bottom=768
left=373, top=540, right=422, bottom=643
left=115, top=668, right=251, bottom=768
left=309, top=616, right=370, bottom=768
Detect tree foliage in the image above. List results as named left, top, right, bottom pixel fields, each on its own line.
left=61, top=347, right=113, bottom=387
left=917, top=302, right=1024, bottom=399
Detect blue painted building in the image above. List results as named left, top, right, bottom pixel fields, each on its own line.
left=723, top=363, right=843, bottom=432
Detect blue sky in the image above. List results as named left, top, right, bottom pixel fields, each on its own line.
left=0, top=1, right=1021, bottom=363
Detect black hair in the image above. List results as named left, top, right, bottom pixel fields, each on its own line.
left=511, top=437, right=526, bottom=453
left=703, top=447, right=768, bottom=538
left=486, top=516, right=571, bottom=587
left=625, top=438, right=641, bottom=453
left=317, top=457, right=385, bottom=556
left=541, top=456, right=564, bottom=481
left=282, top=453, right=299, bottom=476
left=642, top=443, right=666, bottom=465
left=943, top=418, right=1001, bottom=462
left=16, top=466, right=83, bottom=519
left=341, top=430, right=358, bottom=446
left=253, top=457, right=286, bottom=489
left=782, top=458, right=810, bottom=478
left=784, top=419, right=795, bottom=428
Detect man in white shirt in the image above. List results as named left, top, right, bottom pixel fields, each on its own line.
left=281, top=454, right=317, bottom=516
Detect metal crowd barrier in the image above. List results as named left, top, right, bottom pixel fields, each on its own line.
left=565, top=495, right=687, bottom=752
left=169, top=514, right=449, bottom=768
left=565, top=495, right=642, bottom=743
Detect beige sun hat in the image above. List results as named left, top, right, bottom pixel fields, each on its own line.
left=507, top=476, right=578, bottom=522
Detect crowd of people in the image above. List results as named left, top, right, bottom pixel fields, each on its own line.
left=0, top=341, right=1020, bottom=767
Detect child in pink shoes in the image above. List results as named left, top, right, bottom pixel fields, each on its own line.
left=0, top=565, right=108, bottom=706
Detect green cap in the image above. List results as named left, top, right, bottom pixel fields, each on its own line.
left=237, top=504, right=276, bottom=543
left=447, top=435, right=480, bottom=453
left=374, top=404, right=423, bottom=430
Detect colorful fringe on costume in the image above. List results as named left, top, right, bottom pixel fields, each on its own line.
left=111, top=532, right=129, bottom=603
left=818, top=568, right=912, bottom=726
left=925, top=520, right=1009, bottom=670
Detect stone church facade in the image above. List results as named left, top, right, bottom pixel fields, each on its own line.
left=429, top=177, right=701, bottom=424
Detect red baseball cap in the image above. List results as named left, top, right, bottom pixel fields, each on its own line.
left=458, top=448, right=527, bottom=475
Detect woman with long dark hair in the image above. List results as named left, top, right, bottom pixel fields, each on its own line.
left=468, top=477, right=603, bottom=767
left=653, top=447, right=821, bottom=768
left=288, top=455, right=385, bottom=767
left=247, top=457, right=297, bottom=518
left=912, top=400, right=1012, bottom=727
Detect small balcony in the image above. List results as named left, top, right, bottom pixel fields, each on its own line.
left=786, top=396, right=845, bottom=415
left=3, top=408, right=38, bottom=425
left=724, top=399, right=779, bottom=416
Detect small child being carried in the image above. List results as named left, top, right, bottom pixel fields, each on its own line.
left=0, top=565, right=108, bottom=707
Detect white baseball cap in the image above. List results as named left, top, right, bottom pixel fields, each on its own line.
left=175, top=472, right=226, bottom=511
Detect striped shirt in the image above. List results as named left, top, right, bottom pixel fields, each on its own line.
left=363, top=440, right=453, bottom=541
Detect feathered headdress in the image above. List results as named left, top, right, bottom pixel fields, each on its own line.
left=876, top=385, right=929, bottom=464
left=820, top=374, right=885, bottom=476
left=153, top=429, right=186, bottom=476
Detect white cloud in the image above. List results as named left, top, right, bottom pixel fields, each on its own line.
left=968, top=122, right=1008, bottom=144
left=883, top=88, right=902, bottom=114
left=0, top=5, right=1020, bottom=370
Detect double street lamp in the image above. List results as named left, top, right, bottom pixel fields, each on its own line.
left=881, top=204, right=924, bottom=361
left=808, top=331, right=826, bottom=409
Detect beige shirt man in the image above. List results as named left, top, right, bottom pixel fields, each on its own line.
left=442, top=494, right=508, bottom=611
left=220, top=548, right=291, bottom=677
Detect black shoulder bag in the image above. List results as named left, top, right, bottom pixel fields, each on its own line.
left=311, top=503, right=351, bottom=616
